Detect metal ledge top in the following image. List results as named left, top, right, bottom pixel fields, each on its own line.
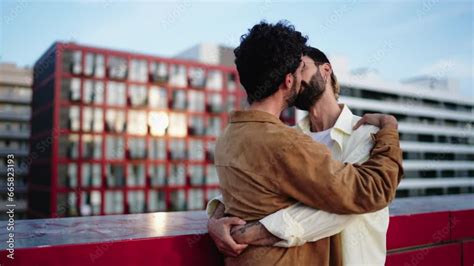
left=1, top=194, right=473, bottom=250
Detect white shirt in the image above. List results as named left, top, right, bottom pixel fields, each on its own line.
left=207, top=104, right=389, bottom=266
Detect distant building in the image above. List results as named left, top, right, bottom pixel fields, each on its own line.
left=0, top=63, right=32, bottom=220
left=337, top=72, right=474, bottom=197
left=28, top=42, right=246, bottom=218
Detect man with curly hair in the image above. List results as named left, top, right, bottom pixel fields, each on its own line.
left=208, top=21, right=403, bottom=265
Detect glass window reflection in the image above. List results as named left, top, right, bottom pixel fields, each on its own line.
left=149, top=62, right=168, bottom=84
left=106, top=82, right=126, bottom=106
left=188, top=91, right=205, bottom=112
left=188, top=140, right=204, bottom=161
left=106, top=135, right=124, bottom=159
left=105, top=191, right=124, bottom=214
left=170, top=189, right=186, bottom=211
left=170, top=139, right=186, bottom=160
left=149, top=86, right=167, bottom=109
left=108, top=56, right=128, bottom=80
left=128, top=137, right=146, bottom=159
left=148, top=190, right=166, bottom=211
left=149, top=164, right=166, bottom=187
left=169, top=163, right=186, bottom=185
left=63, top=50, right=82, bottom=75
left=129, top=59, right=148, bottom=82
left=106, top=164, right=125, bottom=187
left=127, top=164, right=146, bottom=187
left=105, top=110, right=126, bottom=133
left=206, top=70, right=223, bottom=90
left=82, top=107, right=103, bottom=133
left=127, top=191, right=145, bottom=213
left=168, top=112, right=187, bottom=137
left=61, top=78, right=81, bottom=102
left=128, top=85, right=148, bottom=106
left=127, top=110, right=147, bottom=135
left=169, top=65, right=187, bottom=87
left=172, top=90, right=187, bottom=110
left=189, top=67, right=206, bottom=88
left=188, top=189, right=204, bottom=210
left=189, top=165, right=204, bottom=185
left=58, top=134, right=79, bottom=159
left=82, top=134, right=102, bottom=159
left=82, top=163, right=102, bottom=188
left=149, top=138, right=166, bottom=160
left=58, top=163, right=78, bottom=188
left=83, top=80, right=104, bottom=104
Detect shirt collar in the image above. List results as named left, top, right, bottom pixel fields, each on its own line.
left=230, top=110, right=284, bottom=125
left=296, top=104, right=355, bottom=149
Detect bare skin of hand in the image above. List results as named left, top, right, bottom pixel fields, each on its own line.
left=353, top=113, right=398, bottom=130
left=230, top=221, right=281, bottom=246
left=207, top=203, right=248, bottom=257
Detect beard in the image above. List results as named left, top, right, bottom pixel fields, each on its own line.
left=285, top=79, right=299, bottom=107
left=293, top=70, right=326, bottom=111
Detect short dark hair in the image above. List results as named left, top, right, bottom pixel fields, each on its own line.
left=234, top=21, right=308, bottom=104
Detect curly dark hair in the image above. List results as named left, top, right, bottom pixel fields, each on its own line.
left=234, top=20, right=308, bottom=104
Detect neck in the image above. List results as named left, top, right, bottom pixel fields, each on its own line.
left=248, top=92, right=286, bottom=118
left=309, top=95, right=341, bottom=132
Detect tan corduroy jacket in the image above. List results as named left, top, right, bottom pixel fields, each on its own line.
left=215, top=110, right=404, bottom=266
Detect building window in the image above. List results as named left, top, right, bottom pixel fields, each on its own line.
left=170, top=189, right=186, bottom=211
left=60, top=106, right=80, bottom=131
left=127, top=110, right=147, bottom=135
left=207, top=117, right=221, bottom=137
left=128, top=85, right=148, bottom=106
left=105, top=110, right=126, bottom=133
left=149, top=138, right=166, bottom=160
left=188, top=90, right=205, bottom=112
left=206, top=165, right=219, bottom=185
left=129, top=59, right=148, bottom=82
left=188, top=189, right=204, bottom=210
left=148, top=111, right=169, bottom=137
left=149, top=62, right=168, bottom=84
left=82, top=134, right=102, bottom=159
left=189, top=67, right=206, bottom=89
left=148, top=190, right=166, bottom=211
left=188, top=115, right=205, bottom=136
left=168, top=112, right=187, bottom=137
left=105, top=191, right=124, bottom=214
left=207, top=93, right=223, bottom=113
left=169, top=65, right=187, bottom=87
left=58, top=163, right=78, bottom=188
left=172, top=90, right=187, bottom=110
left=61, top=78, right=81, bottom=102
left=81, top=163, right=102, bottom=188
left=81, top=191, right=101, bottom=216
left=149, top=86, right=167, bottom=109
left=226, top=95, right=236, bottom=112
left=227, top=73, right=237, bottom=91
left=56, top=192, right=78, bottom=217
left=170, top=139, right=186, bottom=160
left=169, top=163, right=186, bottom=185
left=58, top=134, right=79, bottom=159
left=188, top=140, right=204, bottom=161
left=82, top=107, right=103, bottom=133
left=207, top=188, right=220, bottom=202
left=128, top=137, right=147, bottom=159
left=127, top=191, right=145, bottom=213
left=149, top=164, right=166, bottom=187
left=206, top=141, right=215, bottom=161
left=83, top=80, right=104, bottom=104
left=108, top=56, right=128, bottom=80
left=106, top=135, right=125, bottom=159
left=189, top=165, right=204, bottom=185
left=83, top=53, right=105, bottom=78
left=63, top=50, right=82, bottom=75
left=206, top=70, right=223, bottom=91
left=106, top=82, right=126, bottom=106
left=106, top=164, right=125, bottom=187
left=127, top=164, right=146, bottom=187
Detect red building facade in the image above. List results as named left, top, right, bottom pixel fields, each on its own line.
left=28, top=42, right=251, bottom=218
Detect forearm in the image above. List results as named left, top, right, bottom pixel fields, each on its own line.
left=230, top=221, right=281, bottom=246
left=210, top=201, right=225, bottom=219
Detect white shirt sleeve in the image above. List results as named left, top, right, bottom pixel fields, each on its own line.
left=260, top=202, right=356, bottom=247
left=206, top=195, right=224, bottom=218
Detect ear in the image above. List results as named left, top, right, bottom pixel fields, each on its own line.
left=283, top=73, right=294, bottom=90
left=321, top=63, right=332, bottom=81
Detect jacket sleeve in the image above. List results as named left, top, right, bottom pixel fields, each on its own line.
left=275, top=127, right=404, bottom=214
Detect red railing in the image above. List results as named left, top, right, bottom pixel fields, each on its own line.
left=1, top=194, right=473, bottom=266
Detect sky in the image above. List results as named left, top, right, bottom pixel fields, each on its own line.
left=1, top=0, right=473, bottom=99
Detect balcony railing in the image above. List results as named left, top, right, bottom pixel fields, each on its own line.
left=0, top=194, right=473, bottom=266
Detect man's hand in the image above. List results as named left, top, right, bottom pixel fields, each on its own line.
left=207, top=203, right=248, bottom=257
left=231, top=221, right=281, bottom=246
left=353, top=113, right=398, bottom=130
left=208, top=217, right=248, bottom=257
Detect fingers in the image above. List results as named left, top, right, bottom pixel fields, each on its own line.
left=353, top=116, right=367, bottom=130
left=224, top=217, right=247, bottom=226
